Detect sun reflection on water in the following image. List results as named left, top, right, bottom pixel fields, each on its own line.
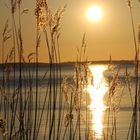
left=88, top=65, right=108, bottom=139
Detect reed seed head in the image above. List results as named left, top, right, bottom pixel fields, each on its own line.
left=127, top=0, right=132, bottom=8
left=35, top=0, right=47, bottom=31
left=0, top=118, right=8, bottom=136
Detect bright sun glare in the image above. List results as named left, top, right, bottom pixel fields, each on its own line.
left=88, top=65, right=108, bottom=138
left=87, top=5, right=103, bottom=22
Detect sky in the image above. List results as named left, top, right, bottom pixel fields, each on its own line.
left=0, top=0, right=140, bottom=62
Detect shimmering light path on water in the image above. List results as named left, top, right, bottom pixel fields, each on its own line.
left=88, top=65, right=108, bottom=139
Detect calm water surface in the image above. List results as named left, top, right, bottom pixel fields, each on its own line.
left=0, top=63, right=139, bottom=140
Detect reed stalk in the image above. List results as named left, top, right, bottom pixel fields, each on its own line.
left=127, top=0, right=140, bottom=139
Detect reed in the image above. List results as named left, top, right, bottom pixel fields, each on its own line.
left=0, top=0, right=140, bottom=140
left=0, top=0, right=66, bottom=139
left=127, top=0, right=140, bottom=139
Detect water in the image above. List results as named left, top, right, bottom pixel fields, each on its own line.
left=0, top=62, right=139, bottom=140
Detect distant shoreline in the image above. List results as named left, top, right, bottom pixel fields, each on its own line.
left=0, top=60, right=135, bottom=67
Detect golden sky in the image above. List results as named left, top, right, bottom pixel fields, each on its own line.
left=0, top=0, right=140, bottom=62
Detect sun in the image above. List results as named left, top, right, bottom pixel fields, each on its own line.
left=87, top=5, right=103, bottom=22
